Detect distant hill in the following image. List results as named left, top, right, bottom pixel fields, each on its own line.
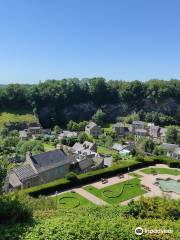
left=0, top=84, right=6, bottom=88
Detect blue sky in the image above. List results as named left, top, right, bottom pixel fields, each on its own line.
left=0, top=0, right=180, bottom=84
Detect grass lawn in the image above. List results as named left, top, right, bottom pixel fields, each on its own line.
left=43, top=143, right=55, bottom=151
left=84, top=178, right=146, bottom=205
left=97, top=146, right=117, bottom=155
left=55, top=191, right=95, bottom=208
left=0, top=110, right=37, bottom=127
left=141, top=168, right=180, bottom=176
left=129, top=172, right=142, bottom=178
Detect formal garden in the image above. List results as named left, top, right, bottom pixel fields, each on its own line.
left=84, top=178, right=146, bottom=204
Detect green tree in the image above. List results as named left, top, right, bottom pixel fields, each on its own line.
left=166, top=126, right=177, bottom=143
left=92, top=109, right=106, bottom=126
left=53, top=125, right=62, bottom=135
left=77, top=132, right=88, bottom=144
left=138, top=138, right=155, bottom=153
left=153, top=146, right=166, bottom=156
left=0, top=165, right=6, bottom=194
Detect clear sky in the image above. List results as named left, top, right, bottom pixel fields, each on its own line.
left=0, top=0, right=180, bottom=84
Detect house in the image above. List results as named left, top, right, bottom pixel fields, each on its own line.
left=149, top=124, right=161, bottom=141
left=172, top=147, right=180, bottom=160
left=28, top=126, right=41, bottom=137
left=131, top=121, right=146, bottom=133
left=19, top=130, right=30, bottom=141
left=85, top=122, right=101, bottom=137
left=92, top=156, right=104, bottom=169
left=112, top=143, right=131, bottom=155
left=159, top=128, right=167, bottom=143
left=112, top=143, right=126, bottom=152
left=58, top=131, right=77, bottom=140
left=160, top=143, right=179, bottom=157
left=112, top=122, right=129, bottom=137
left=103, top=156, right=113, bottom=167
left=5, top=149, right=72, bottom=192
left=134, top=129, right=148, bottom=141
left=76, top=153, right=95, bottom=171
left=42, top=129, right=51, bottom=135
left=71, top=141, right=98, bottom=172
left=72, top=141, right=97, bottom=154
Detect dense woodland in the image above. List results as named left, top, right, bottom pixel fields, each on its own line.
left=0, top=78, right=180, bottom=127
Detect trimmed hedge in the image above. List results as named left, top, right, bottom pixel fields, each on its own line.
left=25, top=156, right=179, bottom=197
left=146, top=156, right=180, bottom=168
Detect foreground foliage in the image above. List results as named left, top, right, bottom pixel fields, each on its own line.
left=0, top=196, right=179, bottom=240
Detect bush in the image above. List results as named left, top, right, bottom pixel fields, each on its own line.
left=65, top=172, right=78, bottom=182
left=0, top=193, right=32, bottom=225
left=169, top=160, right=180, bottom=168
left=125, top=196, right=180, bottom=220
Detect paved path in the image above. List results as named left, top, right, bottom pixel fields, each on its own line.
left=74, top=188, right=109, bottom=206
left=91, top=174, right=133, bottom=189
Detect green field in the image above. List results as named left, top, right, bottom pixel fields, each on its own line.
left=141, top=168, right=180, bottom=176
left=43, top=143, right=55, bottom=151
left=97, top=146, right=117, bottom=155
left=84, top=178, right=146, bottom=205
left=0, top=110, right=37, bottom=127
left=54, top=191, right=95, bottom=208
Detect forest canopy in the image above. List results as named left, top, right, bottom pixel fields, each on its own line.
left=0, top=78, right=180, bottom=127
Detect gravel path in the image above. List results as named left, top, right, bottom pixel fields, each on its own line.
left=74, top=188, right=109, bottom=206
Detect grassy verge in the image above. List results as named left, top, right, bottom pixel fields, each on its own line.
left=97, top=146, right=117, bottom=155
left=84, top=178, right=146, bottom=204
left=43, top=143, right=55, bottom=151
left=0, top=110, right=37, bottom=127
left=141, top=167, right=180, bottom=176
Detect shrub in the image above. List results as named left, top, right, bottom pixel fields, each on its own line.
left=65, top=172, right=78, bottom=182
left=125, top=196, right=180, bottom=220
left=0, top=193, right=32, bottom=225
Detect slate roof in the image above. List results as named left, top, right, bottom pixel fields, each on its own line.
left=160, top=127, right=167, bottom=136
left=86, top=122, right=97, bottom=129
left=30, top=149, right=71, bottom=172
left=72, top=142, right=84, bottom=152
left=160, top=143, right=179, bottom=150
left=58, top=131, right=77, bottom=140
left=135, top=129, right=148, bottom=134
left=150, top=125, right=160, bottom=132
left=13, top=164, right=37, bottom=181
left=113, top=122, right=124, bottom=127
left=9, top=172, right=23, bottom=187
left=173, top=147, right=180, bottom=155
left=112, top=143, right=125, bottom=151
left=82, top=141, right=96, bottom=150
left=19, top=130, right=28, bottom=138
left=104, top=157, right=113, bottom=167
left=29, top=126, right=41, bottom=130
left=132, top=121, right=145, bottom=125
